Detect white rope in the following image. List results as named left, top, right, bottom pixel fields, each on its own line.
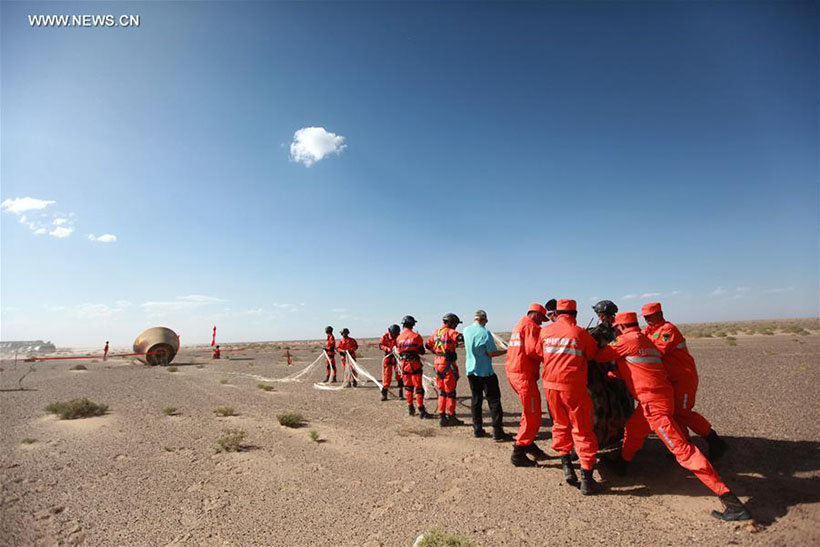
left=270, top=353, right=325, bottom=382
left=346, top=351, right=382, bottom=390
left=490, top=331, right=509, bottom=349
left=313, top=351, right=354, bottom=391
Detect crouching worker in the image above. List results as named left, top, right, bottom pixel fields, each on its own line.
left=379, top=324, right=403, bottom=400
left=596, top=312, right=751, bottom=521
left=212, top=345, right=221, bottom=359
left=397, top=316, right=432, bottom=419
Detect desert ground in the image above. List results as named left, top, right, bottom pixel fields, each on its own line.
left=1, top=329, right=818, bottom=546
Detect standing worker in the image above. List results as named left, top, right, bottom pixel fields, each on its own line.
left=506, top=303, right=550, bottom=466
left=641, top=302, right=728, bottom=459
left=337, top=328, right=359, bottom=387
left=596, top=312, right=750, bottom=521
left=427, top=313, right=465, bottom=427
left=537, top=299, right=601, bottom=494
left=323, top=326, right=337, bottom=383
left=463, top=309, right=511, bottom=440
left=379, top=324, right=403, bottom=401
left=396, top=316, right=431, bottom=419
left=103, top=341, right=109, bottom=362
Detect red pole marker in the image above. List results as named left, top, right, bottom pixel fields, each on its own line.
left=211, top=326, right=217, bottom=347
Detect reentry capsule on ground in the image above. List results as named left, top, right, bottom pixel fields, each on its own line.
left=133, top=327, right=180, bottom=366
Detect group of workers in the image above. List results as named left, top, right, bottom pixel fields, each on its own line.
left=321, top=298, right=752, bottom=522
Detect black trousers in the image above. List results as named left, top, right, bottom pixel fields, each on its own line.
left=467, top=374, right=503, bottom=432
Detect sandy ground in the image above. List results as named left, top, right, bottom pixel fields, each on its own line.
left=1, top=334, right=818, bottom=546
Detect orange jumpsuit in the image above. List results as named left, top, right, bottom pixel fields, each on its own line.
left=427, top=326, right=461, bottom=416
left=379, top=332, right=400, bottom=388
left=644, top=321, right=712, bottom=437
left=505, top=315, right=543, bottom=447
left=536, top=315, right=599, bottom=471
left=397, top=328, right=426, bottom=408
left=324, top=334, right=337, bottom=378
left=595, top=328, right=729, bottom=496
left=337, top=336, right=359, bottom=379
left=103, top=343, right=109, bottom=361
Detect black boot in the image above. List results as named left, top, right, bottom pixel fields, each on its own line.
left=352, top=378, right=358, bottom=388
left=511, top=445, right=536, bottom=467
left=473, top=428, right=488, bottom=438
left=711, top=492, right=751, bottom=521
left=408, top=405, right=416, bottom=416
left=605, top=452, right=629, bottom=476
left=706, top=430, right=729, bottom=461
left=398, top=388, right=404, bottom=399
left=418, top=406, right=432, bottom=420
left=570, top=449, right=579, bottom=462
left=493, top=429, right=514, bottom=442
left=324, top=374, right=330, bottom=383
left=439, top=413, right=449, bottom=427
left=524, top=443, right=549, bottom=461
left=397, top=379, right=404, bottom=400
left=580, top=468, right=600, bottom=496
left=561, top=455, right=578, bottom=485
left=449, top=415, right=465, bottom=426
left=331, top=375, right=337, bottom=383
left=381, top=389, right=388, bottom=401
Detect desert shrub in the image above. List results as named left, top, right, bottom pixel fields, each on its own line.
left=167, top=366, right=178, bottom=373
left=214, top=406, right=237, bottom=417
left=417, top=528, right=476, bottom=547
left=309, top=430, right=320, bottom=442
left=257, top=383, right=275, bottom=392
left=219, top=379, right=229, bottom=385
left=162, top=407, right=179, bottom=416
left=21, top=438, right=37, bottom=444
left=398, top=426, right=437, bottom=438
left=277, top=411, right=305, bottom=428
left=714, top=330, right=727, bottom=337
left=215, top=429, right=246, bottom=452
left=761, top=329, right=774, bottom=336
left=196, top=365, right=205, bottom=369
left=45, top=398, right=108, bottom=420
left=726, top=339, right=737, bottom=346
left=69, top=364, right=87, bottom=371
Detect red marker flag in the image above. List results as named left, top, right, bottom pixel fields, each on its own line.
left=211, top=326, right=217, bottom=346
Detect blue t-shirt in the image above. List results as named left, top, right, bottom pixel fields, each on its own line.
left=463, top=323, right=498, bottom=377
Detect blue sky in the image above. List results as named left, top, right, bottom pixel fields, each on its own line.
left=1, top=1, right=817, bottom=347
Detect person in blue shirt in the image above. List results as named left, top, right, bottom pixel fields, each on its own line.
left=463, top=309, right=512, bottom=441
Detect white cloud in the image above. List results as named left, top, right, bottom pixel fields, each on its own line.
left=765, top=287, right=795, bottom=294
left=178, top=294, right=224, bottom=303
left=289, top=127, right=346, bottom=167
left=710, top=287, right=727, bottom=296
left=88, top=233, right=117, bottom=243
left=114, top=300, right=132, bottom=308
left=621, top=294, right=637, bottom=300
left=0, top=197, right=55, bottom=215
left=76, top=303, right=120, bottom=319
left=141, top=295, right=225, bottom=316
left=33, top=228, right=47, bottom=235
left=667, top=290, right=681, bottom=296
left=49, top=226, right=74, bottom=238
left=53, top=218, right=69, bottom=226
left=272, top=302, right=299, bottom=312
left=640, top=292, right=661, bottom=298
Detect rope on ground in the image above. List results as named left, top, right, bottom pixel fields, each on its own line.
left=346, top=351, right=382, bottom=390
left=314, top=351, right=354, bottom=391
left=270, top=352, right=325, bottom=382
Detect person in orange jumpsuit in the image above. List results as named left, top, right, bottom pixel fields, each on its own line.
left=506, top=303, right=550, bottom=467
left=641, top=302, right=728, bottom=460
left=426, top=313, right=465, bottom=428
left=323, top=326, right=337, bottom=383
left=337, top=328, right=359, bottom=387
left=396, top=315, right=432, bottom=419
left=103, top=341, right=109, bottom=362
left=379, top=324, right=402, bottom=401
left=536, top=299, right=601, bottom=494
left=596, top=312, right=750, bottom=521
left=212, top=345, right=221, bottom=359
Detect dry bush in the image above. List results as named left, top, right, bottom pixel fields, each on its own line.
left=196, top=365, right=205, bottom=369
left=418, top=529, right=476, bottom=547
left=45, top=398, right=108, bottom=420
left=21, top=438, right=37, bottom=444
left=162, top=407, right=179, bottom=416
left=257, top=383, right=275, bottom=392
left=219, top=379, right=229, bottom=385
left=215, top=429, right=246, bottom=452
left=214, top=406, right=237, bottom=417
left=277, top=411, right=305, bottom=428
left=69, top=364, right=87, bottom=371
left=167, top=366, right=178, bottom=373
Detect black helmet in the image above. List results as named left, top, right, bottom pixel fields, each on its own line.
left=593, top=300, right=619, bottom=316
left=442, top=313, right=462, bottom=325
left=401, top=315, right=417, bottom=327
left=325, top=326, right=333, bottom=334
left=340, top=328, right=350, bottom=336
left=388, top=324, right=400, bottom=336
left=545, top=299, right=557, bottom=312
